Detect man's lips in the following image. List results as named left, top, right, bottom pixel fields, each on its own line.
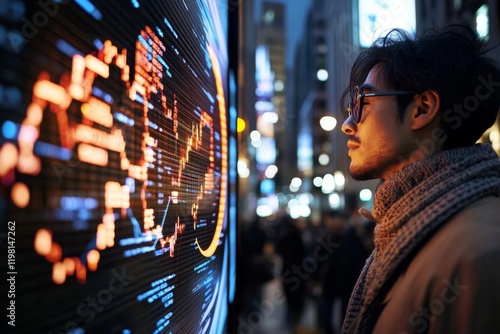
left=347, top=140, right=359, bottom=150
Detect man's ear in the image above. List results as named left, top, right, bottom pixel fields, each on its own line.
left=409, top=90, right=440, bottom=130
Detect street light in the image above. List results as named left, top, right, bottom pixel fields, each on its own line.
left=319, top=115, right=337, bottom=131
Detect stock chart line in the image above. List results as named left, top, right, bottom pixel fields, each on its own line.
left=154, top=195, right=171, bottom=248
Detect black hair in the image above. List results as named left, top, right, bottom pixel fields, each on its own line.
left=341, top=24, right=500, bottom=149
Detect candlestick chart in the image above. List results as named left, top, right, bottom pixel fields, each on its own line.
left=0, top=1, right=230, bottom=333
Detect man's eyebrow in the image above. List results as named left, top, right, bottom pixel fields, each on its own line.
left=360, top=83, right=377, bottom=92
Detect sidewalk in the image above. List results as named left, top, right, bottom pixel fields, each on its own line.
left=237, top=277, right=322, bottom=334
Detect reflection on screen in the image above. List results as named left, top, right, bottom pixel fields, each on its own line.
left=0, top=1, right=229, bottom=333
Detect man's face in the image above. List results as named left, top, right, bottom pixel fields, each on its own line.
left=341, top=66, right=416, bottom=180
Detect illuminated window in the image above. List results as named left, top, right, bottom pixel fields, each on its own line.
left=476, top=4, right=489, bottom=40
left=264, top=9, right=275, bottom=23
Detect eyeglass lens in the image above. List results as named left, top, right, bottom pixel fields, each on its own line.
left=350, top=85, right=361, bottom=123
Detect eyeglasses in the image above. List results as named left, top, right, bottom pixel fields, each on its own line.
left=346, top=85, right=416, bottom=124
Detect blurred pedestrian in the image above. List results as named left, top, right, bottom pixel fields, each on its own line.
left=239, top=218, right=273, bottom=316
left=276, top=214, right=307, bottom=332
left=318, top=210, right=366, bottom=334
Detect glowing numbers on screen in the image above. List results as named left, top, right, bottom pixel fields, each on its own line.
left=2, top=23, right=227, bottom=283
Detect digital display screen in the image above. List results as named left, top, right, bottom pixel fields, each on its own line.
left=358, top=0, right=416, bottom=48
left=0, top=1, right=230, bottom=333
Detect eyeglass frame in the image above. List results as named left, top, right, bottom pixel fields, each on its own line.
left=346, top=85, right=417, bottom=124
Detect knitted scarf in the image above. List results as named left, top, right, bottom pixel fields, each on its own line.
left=341, top=143, right=500, bottom=334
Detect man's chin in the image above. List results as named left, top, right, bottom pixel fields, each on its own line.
left=349, top=165, right=375, bottom=181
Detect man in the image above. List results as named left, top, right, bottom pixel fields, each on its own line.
left=340, top=25, right=500, bottom=333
